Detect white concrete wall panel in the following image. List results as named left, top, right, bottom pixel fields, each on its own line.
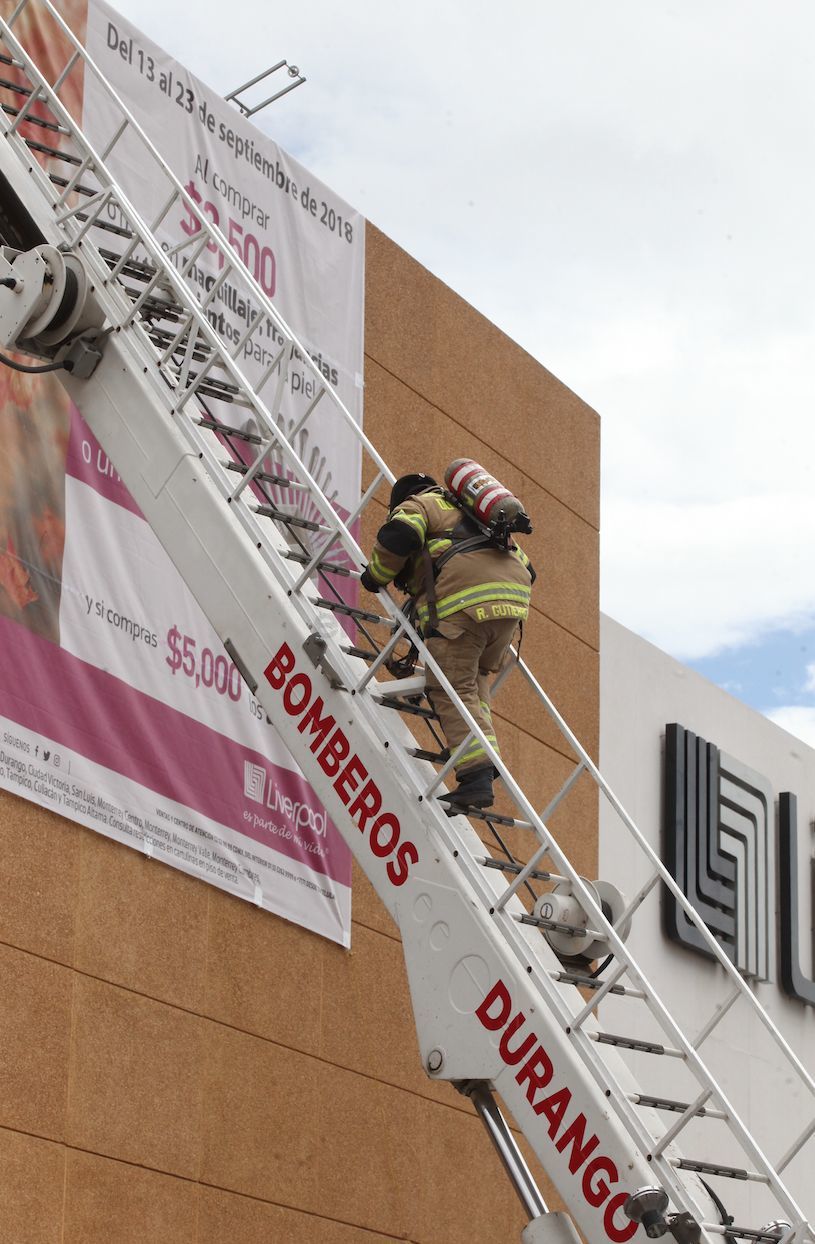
left=599, top=615, right=815, bottom=1229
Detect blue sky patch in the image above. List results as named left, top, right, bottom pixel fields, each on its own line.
left=689, top=625, right=815, bottom=713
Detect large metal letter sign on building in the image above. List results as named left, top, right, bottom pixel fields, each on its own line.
left=664, top=723, right=774, bottom=981
left=663, top=721, right=815, bottom=1007
left=779, top=793, right=815, bottom=1007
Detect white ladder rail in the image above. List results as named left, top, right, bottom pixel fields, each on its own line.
left=0, top=6, right=813, bottom=1240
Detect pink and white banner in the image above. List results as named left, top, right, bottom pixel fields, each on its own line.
left=0, top=0, right=363, bottom=945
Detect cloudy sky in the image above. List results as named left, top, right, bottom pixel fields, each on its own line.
left=108, top=0, right=815, bottom=744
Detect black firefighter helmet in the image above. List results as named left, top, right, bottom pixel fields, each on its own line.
left=389, top=472, right=437, bottom=512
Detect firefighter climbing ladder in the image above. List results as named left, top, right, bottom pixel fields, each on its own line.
left=0, top=5, right=812, bottom=1243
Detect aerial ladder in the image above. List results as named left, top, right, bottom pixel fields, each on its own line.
left=0, top=5, right=813, bottom=1243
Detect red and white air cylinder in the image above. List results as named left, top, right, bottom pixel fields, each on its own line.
left=444, top=459, right=529, bottom=531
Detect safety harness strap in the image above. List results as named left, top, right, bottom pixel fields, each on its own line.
left=418, top=511, right=516, bottom=635
left=420, top=546, right=440, bottom=633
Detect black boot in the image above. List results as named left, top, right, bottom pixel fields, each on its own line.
left=439, top=764, right=494, bottom=811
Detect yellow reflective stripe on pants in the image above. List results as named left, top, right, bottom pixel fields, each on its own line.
left=457, top=734, right=498, bottom=768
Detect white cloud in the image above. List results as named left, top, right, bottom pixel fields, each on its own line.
left=601, top=492, right=815, bottom=660
left=764, top=706, right=815, bottom=751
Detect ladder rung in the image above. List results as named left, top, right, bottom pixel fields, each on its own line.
left=145, top=312, right=189, bottom=335
left=127, top=272, right=183, bottom=297
left=100, top=246, right=156, bottom=279
left=283, top=549, right=353, bottom=577
left=197, top=382, right=246, bottom=405
left=676, top=1158, right=764, bottom=1183
left=556, top=971, right=643, bottom=998
left=341, top=644, right=379, bottom=661
left=132, top=277, right=202, bottom=316
left=467, top=808, right=531, bottom=829
left=151, top=329, right=208, bottom=356
left=167, top=369, right=240, bottom=400
left=314, top=597, right=387, bottom=623
left=198, top=416, right=262, bottom=445
left=229, top=465, right=305, bottom=490
left=1, top=100, right=68, bottom=134
left=0, top=73, right=31, bottom=98
left=590, top=1031, right=675, bottom=1056
left=254, top=505, right=323, bottom=532
left=520, top=913, right=601, bottom=939
left=408, top=747, right=450, bottom=764
left=74, top=211, right=134, bottom=238
left=632, top=1093, right=724, bottom=1119
left=130, top=289, right=187, bottom=322
left=375, top=696, right=437, bottom=719
left=482, top=857, right=554, bottom=882
left=49, top=171, right=99, bottom=198
left=181, top=368, right=234, bottom=393
left=23, top=135, right=81, bottom=165
left=182, top=382, right=243, bottom=407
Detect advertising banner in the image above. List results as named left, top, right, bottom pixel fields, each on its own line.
left=0, top=0, right=363, bottom=946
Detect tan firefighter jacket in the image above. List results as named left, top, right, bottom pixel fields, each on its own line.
left=366, top=487, right=534, bottom=631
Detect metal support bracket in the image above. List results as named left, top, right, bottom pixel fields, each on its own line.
left=224, top=60, right=306, bottom=117
left=303, top=631, right=345, bottom=689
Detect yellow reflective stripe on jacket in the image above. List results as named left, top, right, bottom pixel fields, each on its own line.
left=426, top=537, right=452, bottom=557
left=416, top=580, right=531, bottom=625
left=391, top=508, right=428, bottom=540
left=369, top=547, right=398, bottom=584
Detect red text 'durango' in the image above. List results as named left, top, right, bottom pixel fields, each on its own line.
left=477, top=979, right=638, bottom=1243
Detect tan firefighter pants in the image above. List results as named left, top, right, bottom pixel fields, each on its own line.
left=424, top=610, right=519, bottom=776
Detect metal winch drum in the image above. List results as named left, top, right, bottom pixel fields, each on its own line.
left=0, top=243, right=104, bottom=352
left=534, top=878, right=632, bottom=963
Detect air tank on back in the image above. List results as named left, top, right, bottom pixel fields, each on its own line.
left=444, top=459, right=532, bottom=535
